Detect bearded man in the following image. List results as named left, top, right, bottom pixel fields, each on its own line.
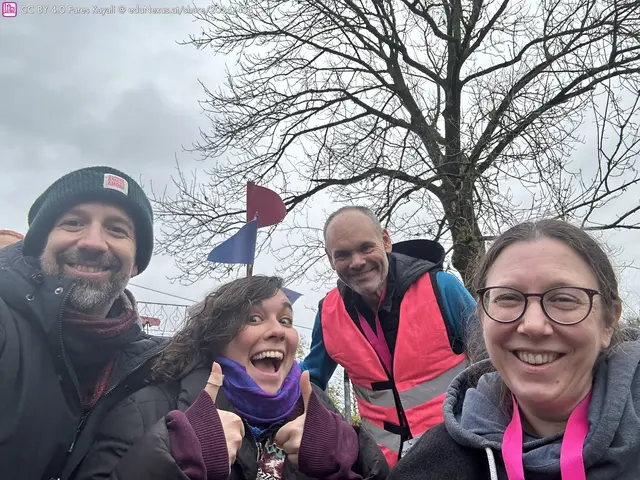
left=0, top=166, right=166, bottom=479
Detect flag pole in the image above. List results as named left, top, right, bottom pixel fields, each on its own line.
left=246, top=212, right=257, bottom=278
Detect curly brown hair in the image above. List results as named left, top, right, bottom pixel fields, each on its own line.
left=150, top=275, right=284, bottom=382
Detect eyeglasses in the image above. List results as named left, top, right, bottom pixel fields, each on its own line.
left=476, top=286, right=601, bottom=325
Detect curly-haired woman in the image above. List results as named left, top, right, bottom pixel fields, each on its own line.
left=74, top=275, right=389, bottom=480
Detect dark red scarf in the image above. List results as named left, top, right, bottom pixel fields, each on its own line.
left=62, top=304, right=140, bottom=409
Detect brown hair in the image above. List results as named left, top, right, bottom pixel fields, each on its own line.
left=150, top=275, right=284, bottom=382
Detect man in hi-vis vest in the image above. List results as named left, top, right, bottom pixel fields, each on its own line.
left=301, top=206, right=476, bottom=467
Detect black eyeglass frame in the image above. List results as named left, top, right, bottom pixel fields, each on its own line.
left=476, top=286, right=601, bottom=325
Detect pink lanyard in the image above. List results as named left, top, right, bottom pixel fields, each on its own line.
left=502, top=392, right=591, bottom=480
left=356, top=287, right=393, bottom=373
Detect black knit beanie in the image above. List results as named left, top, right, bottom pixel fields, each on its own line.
left=23, top=166, right=154, bottom=274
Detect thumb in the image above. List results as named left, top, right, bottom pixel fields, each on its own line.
left=300, top=370, right=313, bottom=411
left=204, top=361, right=224, bottom=404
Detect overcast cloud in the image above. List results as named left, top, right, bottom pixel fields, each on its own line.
left=0, top=1, right=323, bottom=343
left=1, top=0, right=640, bottom=365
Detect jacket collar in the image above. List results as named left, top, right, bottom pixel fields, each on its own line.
left=0, top=240, right=147, bottom=342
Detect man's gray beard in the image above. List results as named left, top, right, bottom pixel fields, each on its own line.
left=342, top=269, right=386, bottom=297
left=66, top=278, right=125, bottom=313
left=40, top=252, right=131, bottom=315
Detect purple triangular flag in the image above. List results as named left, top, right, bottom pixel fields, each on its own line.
left=282, top=287, right=303, bottom=304
left=207, top=219, right=258, bottom=264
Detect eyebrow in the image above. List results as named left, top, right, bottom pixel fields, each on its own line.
left=107, top=215, right=135, bottom=232
left=333, top=241, right=373, bottom=253
left=250, top=301, right=294, bottom=313
left=491, top=280, right=588, bottom=291
left=63, top=208, right=135, bottom=232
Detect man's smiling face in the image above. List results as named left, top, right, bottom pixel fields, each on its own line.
left=40, top=202, right=137, bottom=316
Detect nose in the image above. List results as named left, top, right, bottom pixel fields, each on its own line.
left=517, top=298, right=553, bottom=337
left=349, top=252, right=366, bottom=270
left=263, top=317, right=286, bottom=341
left=75, top=222, right=109, bottom=253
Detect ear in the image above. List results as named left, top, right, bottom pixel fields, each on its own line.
left=612, top=300, right=623, bottom=324
left=131, top=264, right=139, bottom=277
left=325, top=248, right=335, bottom=270
left=602, top=300, right=622, bottom=349
left=382, top=229, right=392, bottom=253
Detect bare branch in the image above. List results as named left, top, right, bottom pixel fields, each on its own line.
left=154, top=0, right=640, bottom=290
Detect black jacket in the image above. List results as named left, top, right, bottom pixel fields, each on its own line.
left=75, top=367, right=390, bottom=480
left=388, top=423, right=508, bottom=480
left=0, top=242, right=166, bottom=480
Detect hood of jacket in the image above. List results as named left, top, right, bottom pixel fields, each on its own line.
left=390, top=239, right=444, bottom=295
left=442, top=329, right=640, bottom=479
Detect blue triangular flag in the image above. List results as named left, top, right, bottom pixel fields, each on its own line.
left=207, top=219, right=258, bottom=264
left=282, top=287, right=303, bottom=304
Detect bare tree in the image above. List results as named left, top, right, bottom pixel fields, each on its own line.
left=154, top=0, right=640, bottom=288
left=623, top=316, right=640, bottom=328
left=295, top=334, right=309, bottom=361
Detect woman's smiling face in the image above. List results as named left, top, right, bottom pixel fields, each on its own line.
left=482, top=237, right=617, bottom=426
left=222, top=289, right=299, bottom=394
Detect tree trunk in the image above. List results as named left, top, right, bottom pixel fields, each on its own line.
left=343, top=370, right=352, bottom=423
left=441, top=180, right=484, bottom=289
left=437, top=2, right=485, bottom=290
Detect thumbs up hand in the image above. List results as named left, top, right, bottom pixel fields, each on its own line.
left=204, top=362, right=245, bottom=468
left=274, top=371, right=314, bottom=467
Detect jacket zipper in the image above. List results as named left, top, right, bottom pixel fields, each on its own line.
left=66, top=345, right=161, bottom=454
left=56, top=286, right=87, bottom=454
left=57, top=287, right=162, bottom=455
left=233, top=422, right=259, bottom=477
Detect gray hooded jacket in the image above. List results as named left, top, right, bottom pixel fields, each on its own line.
left=390, top=330, right=640, bottom=480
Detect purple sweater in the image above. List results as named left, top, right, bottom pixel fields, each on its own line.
left=166, top=390, right=361, bottom=480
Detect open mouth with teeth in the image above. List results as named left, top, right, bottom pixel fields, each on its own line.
left=250, top=351, right=284, bottom=374
left=66, top=263, right=111, bottom=274
left=513, top=350, right=565, bottom=366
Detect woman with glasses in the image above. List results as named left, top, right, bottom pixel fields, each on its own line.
left=389, top=219, right=640, bottom=480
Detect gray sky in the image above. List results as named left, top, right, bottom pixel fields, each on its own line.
left=2, top=0, right=640, bottom=352
left=0, top=1, right=322, bottom=340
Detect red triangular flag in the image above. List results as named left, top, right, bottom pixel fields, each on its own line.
left=247, top=182, right=287, bottom=228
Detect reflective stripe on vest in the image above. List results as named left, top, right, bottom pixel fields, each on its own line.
left=361, top=418, right=426, bottom=458
left=361, top=418, right=402, bottom=453
left=352, top=360, right=467, bottom=410
left=361, top=420, right=422, bottom=465
left=321, top=272, right=468, bottom=466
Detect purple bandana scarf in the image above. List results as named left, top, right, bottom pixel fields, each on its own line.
left=215, top=356, right=302, bottom=427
